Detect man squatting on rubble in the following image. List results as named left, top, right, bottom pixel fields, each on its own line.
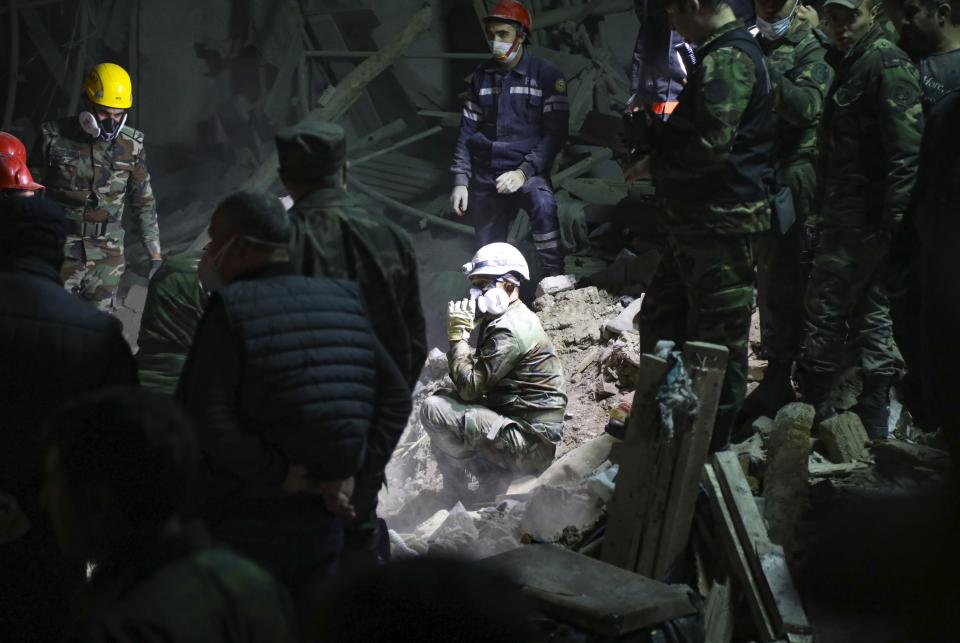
left=421, top=242, right=567, bottom=499
left=41, top=63, right=162, bottom=311
left=624, top=0, right=776, bottom=452
left=450, top=0, right=570, bottom=276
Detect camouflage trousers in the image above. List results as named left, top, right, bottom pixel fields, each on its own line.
left=61, top=230, right=125, bottom=311
left=419, top=392, right=556, bottom=475
left=639, top=233, right=755, bottom=451
left=754, top=160, right=818, bottom=363
left=798, top=227, right=897, bottom=377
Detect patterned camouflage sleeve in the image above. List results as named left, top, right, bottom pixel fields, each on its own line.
left=653, top=47, right=757, bottom=180
left=448, top=328, right=522, bottom=402
left=774, top=36, right=833, bottom=128
left=876, top=55, right=923, bottom=227
left=128, top=137, right=161, bottom=259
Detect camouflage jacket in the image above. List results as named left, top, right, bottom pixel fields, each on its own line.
left=72, top=528, right=296, bottom=643
left=758, top=22, right=833, bottom=166
left=652, top=20, right=773, bottom=236
left=136, top=252, right=207, bottom=395
left=448, top=300, right=567, bottom=443
left=819, top=23, right=923, bottom=230
left=288, top=186, right=427, bottom=388
left=40, top=118, right=160, bottom=258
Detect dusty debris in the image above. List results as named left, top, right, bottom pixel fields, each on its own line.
left=520, top=484, right=605, bottom=543
left=598, top=334, right=642, bottom=389
left=819, top=413, right=869, bottom=463
left=533, top=286, right=617, bottom=352
left=536, top=274, right=578, bottom=298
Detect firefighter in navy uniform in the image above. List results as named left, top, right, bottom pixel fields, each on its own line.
left=450, top=0, right=570, bottom=276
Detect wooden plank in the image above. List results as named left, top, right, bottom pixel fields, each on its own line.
left=482, top=544, right=696, bottom=637
left=601, top=354, right=669, bottom=569
left=713, top=451, right=812, bottom=638
left=704, top=581, right=734, bottom=643
left=649, top=342, right=727, bottom=578
left=703, top=463, right=778, bottom=641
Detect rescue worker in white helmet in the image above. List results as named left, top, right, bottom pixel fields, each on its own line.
left=41, top=62, right=161, bottom=311
left=420, top=242, right=567, bottom=501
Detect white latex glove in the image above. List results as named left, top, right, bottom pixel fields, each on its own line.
left=447, top=298, right=476, bottom=343
left=496, top=169, right=526, bottom=194
left=451, top=186, right=469, bottom=216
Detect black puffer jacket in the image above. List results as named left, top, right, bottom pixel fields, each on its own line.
left=178, top=264, right=379, bottom=504
left=0, top=258, right=137, bottom=512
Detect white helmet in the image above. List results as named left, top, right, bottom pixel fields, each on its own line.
left=462, top=242, right=530, bottom=281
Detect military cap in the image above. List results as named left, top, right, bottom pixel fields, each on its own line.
left=822, top=0, right=865, bottom=9
left=276, top=122, right=346, bottom=183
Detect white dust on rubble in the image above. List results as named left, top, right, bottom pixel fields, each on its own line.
left=379, top=284, right=646, bottom=559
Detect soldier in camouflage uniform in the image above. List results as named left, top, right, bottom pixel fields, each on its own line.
left=625, top=0, right=775, bottom=451
left=421, top=243, right=566, bottom=498
left=796, top=0, right=923, bottom=437
left=41, top=63, right=161, bottom=311
left=739, top=0, right=835, bottom=424
left=136, top=251, right=207, bottom=395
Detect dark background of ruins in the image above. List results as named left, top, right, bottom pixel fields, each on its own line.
left=0, top=0, right=642, bottom=347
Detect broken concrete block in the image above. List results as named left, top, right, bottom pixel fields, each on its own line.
left=763, top=403, right=814, bottom=551
left=413, top=508, right=450, bottom=541
left=595, top=379, right=618, bottom=400
left=603, top=295, right=644, bottom=336
left=536, top=274, right=577, bottom=298
left=599, top=337, right=642, bottom=389
left=537, top=433, right=617, bottom=489
left=753, top=416, right=774, bottom=442
left=819, top=412, right=869, bottom=463
left=519, top=485, right=603, bottom=542
left=426, top=502, right=480, bottom=556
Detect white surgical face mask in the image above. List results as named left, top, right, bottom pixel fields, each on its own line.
left=489, top=38, right=521, bottom=64
left=197, top=237, right=236, bottom=293
left=470, top=281, right=511, bottom=317
left=756, top=0, right=799, bottom=40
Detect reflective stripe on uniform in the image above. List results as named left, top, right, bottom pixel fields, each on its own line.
left=464, top=100, right=482, bottom=113
left=462, top=109, right=480, bottom=121
left=479, top=87, right=501, bottom=96
left=535, top=239, right=560, bottom=250
left=543, top=95, right=569, bottom=113
left=510, top=86, right=543, bottom=96
left=532, top=230, right=560, bottom=242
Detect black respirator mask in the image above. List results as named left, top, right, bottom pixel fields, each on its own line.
left=78, top=110, right=127, bottom=142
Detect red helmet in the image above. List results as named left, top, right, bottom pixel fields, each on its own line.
left=0, top=132, right=28, bottom=163
left=484, top=0, right=532, bottom=33
left=0, top=154, right=44, bottom=192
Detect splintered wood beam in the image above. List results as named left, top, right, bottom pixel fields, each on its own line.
left=244, top=4, right=433, bottom=192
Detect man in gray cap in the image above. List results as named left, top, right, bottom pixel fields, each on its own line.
left=796, top=0, right=922, bottom=437
left=277, top=121, right=425, bottom=576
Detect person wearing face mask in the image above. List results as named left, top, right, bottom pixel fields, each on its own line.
left=176, top=191, right=410, bottom=615
left=40, top=62, right=162, bottom=312
left=735, top=0, right=835, bottom=429
left=795, top=0, right=922, bottom=437
left=450, top=0, right=570, bottom=277
left=420, top=243, right=567, bottom=502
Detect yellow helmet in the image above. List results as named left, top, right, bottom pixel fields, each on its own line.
left=83, top=63, right=133, bottom=109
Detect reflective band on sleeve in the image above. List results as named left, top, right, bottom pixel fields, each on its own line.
left=464, top=100, right=482, bottom=113
left=509, top=86, right=543, bottom=96
left=534, top=240, right=560, bottom=250
left=532, top=230, right=560, bottom=242
left=479, top=87, right=501, bottom=96
left=543, top=104, right=569, bottom=113
left=462, top=109, right=480, bottom=121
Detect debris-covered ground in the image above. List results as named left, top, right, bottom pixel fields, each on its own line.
left=380, top=277, right=957, bottom=642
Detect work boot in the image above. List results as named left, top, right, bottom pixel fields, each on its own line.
left=737, top=360, right=797, bottom=426
left=432, top=448, right=472, bottom=506
left=795, top=369, right=837, bottom=426
left=853, top=373, right=894, bottom=440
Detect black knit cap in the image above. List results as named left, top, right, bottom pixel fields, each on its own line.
left=276, top=121, right=346, bottom=183
left=0, top=195, right=68, bottom=246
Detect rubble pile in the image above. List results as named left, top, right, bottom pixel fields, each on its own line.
left=380, top=281, right=643, bottom=556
